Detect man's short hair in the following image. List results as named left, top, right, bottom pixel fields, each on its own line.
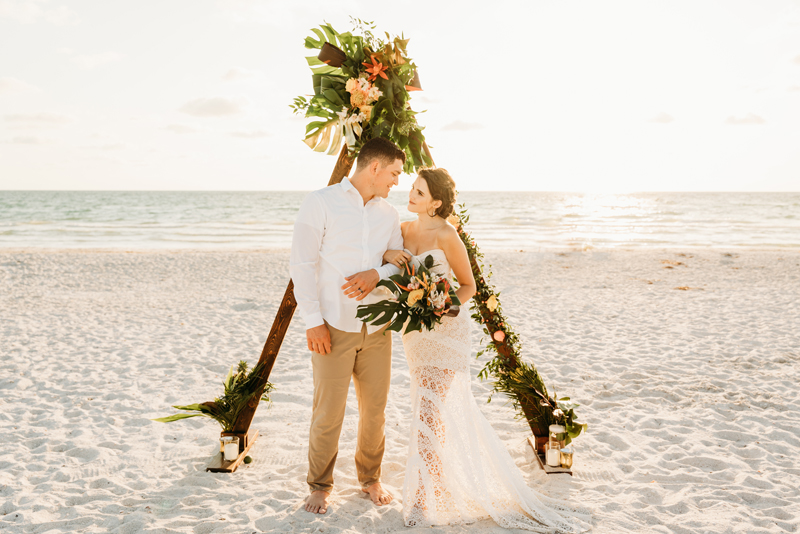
left=356, top=137, right=406, bottom=171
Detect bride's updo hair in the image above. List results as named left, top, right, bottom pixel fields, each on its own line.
left=418, top=168, right=457, bottom=219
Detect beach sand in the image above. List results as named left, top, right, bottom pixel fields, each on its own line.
left=1, top=249, right=798, bottom=534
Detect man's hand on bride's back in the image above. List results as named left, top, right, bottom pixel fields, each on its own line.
left=342, top=269, right=380, bottom=301
left=383, top=249, right=411, bottom=267
left=307, top=324, right=332, bottom=355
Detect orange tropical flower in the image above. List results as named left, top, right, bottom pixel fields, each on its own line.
left=362, top=55, right=389, bottom=81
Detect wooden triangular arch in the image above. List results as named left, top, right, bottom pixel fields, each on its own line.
left=209, top=141, right=548, bottom=474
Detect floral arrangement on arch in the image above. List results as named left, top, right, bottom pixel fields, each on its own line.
left=290, top=19, right=432, bottom=173
left=449, top=206, right=588, bottom=446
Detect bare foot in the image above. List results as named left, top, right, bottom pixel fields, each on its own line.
left=363, top=482, right=393, bottom=506
left=304, top=490, right=329, bottom=514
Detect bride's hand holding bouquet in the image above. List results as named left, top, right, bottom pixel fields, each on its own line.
left=356, top=254, right=460, bottom=334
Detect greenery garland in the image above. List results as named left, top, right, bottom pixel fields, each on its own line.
left=450, top=205, right=587, bottom=445
left=291, top=19, right=432, bottom=173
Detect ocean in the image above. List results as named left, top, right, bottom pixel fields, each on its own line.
left=1, top=191, right=799, bottom=250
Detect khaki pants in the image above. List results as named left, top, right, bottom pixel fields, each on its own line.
left=307, top=322, right=392, bottom=493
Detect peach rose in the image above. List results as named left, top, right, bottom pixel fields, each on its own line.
left=407, top=288, right=425, bottom=307
left=350, top=91, right=367, bottom=108
left=360, top=104, right=372, bottom=121
left=493, top=330, right=506, bottom=343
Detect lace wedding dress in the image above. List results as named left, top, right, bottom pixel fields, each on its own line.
left=401, top=249, right=591, bottom=532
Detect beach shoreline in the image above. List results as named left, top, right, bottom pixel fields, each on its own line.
left=1, top=249, right=798, bottom=533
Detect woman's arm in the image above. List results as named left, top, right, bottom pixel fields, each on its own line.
left=438, top=224, right=476, bottom=305
left=382, top=220, right=412, bottom=267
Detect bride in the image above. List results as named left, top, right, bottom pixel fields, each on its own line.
left=382, top=168, right=591, bottom=532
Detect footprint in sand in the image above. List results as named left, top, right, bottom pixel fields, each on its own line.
left=593, top=431, right=630, bottom=451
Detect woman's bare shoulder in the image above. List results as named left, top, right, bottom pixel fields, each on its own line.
left=437, top=222, right=460, bottom=244
left=400, top=220, right=412, bottom=237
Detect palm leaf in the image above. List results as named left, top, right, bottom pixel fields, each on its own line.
left=151, top=413, right=204, bottom=423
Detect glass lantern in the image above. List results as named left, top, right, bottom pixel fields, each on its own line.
left=548, top=424, right=566, bottom=451
left=560, top=446, right=574, bottom=469
left=221, top=436, right=240, bottom=461
left=545, top=441, right=561, bottom=467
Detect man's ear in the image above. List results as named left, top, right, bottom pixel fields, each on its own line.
left=370, top=159, right=381, bottom=175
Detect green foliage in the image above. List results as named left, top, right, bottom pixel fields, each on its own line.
left=153, top=360, right=274, bottom=432
left=292, top=21, right=432, bottom=172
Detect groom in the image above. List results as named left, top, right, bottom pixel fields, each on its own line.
left=290, top=137, right=406, bottom=514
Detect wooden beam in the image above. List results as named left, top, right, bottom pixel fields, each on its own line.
left=231, top=281, right=297, bottom=436
left=328, top=144, right=355, bottom=186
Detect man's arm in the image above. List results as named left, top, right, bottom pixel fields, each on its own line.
left=342, top=209, right=404, bottom=301
left=289, top=193, right=331, bottom=354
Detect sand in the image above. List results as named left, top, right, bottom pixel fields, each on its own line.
left=1, top=248, right=798, bottom=534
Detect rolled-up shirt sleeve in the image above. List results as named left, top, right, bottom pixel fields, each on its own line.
left=375, top=209, right=403, bottom=279
left=289, top=193, right=325, bottom=330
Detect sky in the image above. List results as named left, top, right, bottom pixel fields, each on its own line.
left=1, top=0, right=800, bottom=192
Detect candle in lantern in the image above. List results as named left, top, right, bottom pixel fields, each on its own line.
left=222, top=436, right=239, bottom=461
left=560, top=447, right=574, bottom=469
left=545, top=442, right=561, bottom=467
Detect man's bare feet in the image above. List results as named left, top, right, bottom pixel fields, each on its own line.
left=305, top=490, right=329, bottom=514
left=363, top=482, right=393, bottom=506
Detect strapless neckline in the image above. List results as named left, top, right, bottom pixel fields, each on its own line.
left=405, top=248, right=450, bottom=279
left=406, top=248, right=445, bottom=258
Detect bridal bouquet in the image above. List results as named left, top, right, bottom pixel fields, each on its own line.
left=356, top=254, right=460, bottom=334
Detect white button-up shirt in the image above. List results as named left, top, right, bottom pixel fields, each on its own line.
left=290, top=178, right=403, bottom=334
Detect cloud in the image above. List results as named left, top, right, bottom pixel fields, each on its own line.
left=43, top=5, right=79, bottom=25
left=71, top=52, right=122, bottom=70
left=179, top=96, right=248, bottom=117
left=0, top=76, right=40, bottom=95
left=88, top=143, right=125, bottom=151
left=724, top=113, right=766, bottom=125
left=222, top=67, right=261, bottom=81
left=441, top=120, right=483, bottom=131
left=794, top=54, right=800, bottom=65
left=78, top=141, right=125, bottom=150
left=9, top=135, right=49, bottom=144
left=0, top=1, right=79, bottom=24
left=230, top=129, right=270, bottom=138
left=790, top=85, right=800, bottom=92
left=647, top=112, right=674, bottom=124
left=163, top=124, right=201, bottom=134
left=4, top=112, right=71, bottom=126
